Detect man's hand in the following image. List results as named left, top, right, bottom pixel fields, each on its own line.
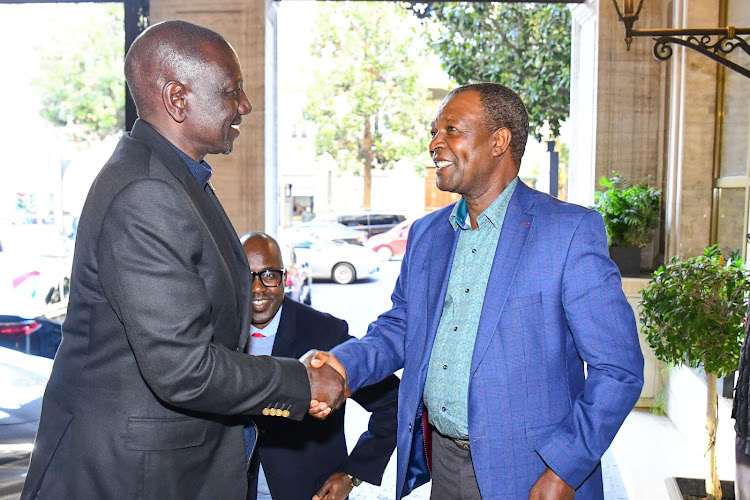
left=311, top=472, right=353, bottom=500
left=528, top=468, right=574, bottom=500
left=300, top=350, right=348, bottom=418
left=306, top=349, right=348, bottom=379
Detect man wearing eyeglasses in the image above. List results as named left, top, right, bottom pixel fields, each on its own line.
left=241, top=232, right=399, bottom=500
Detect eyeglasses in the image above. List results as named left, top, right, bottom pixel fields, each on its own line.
left=250, top=269, right=285, bottom=287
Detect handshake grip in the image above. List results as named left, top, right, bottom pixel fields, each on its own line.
left=300, top=350, right=351, bottom=419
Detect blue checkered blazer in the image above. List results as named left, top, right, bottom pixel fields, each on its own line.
left=334, top=180, right=644, bottom=499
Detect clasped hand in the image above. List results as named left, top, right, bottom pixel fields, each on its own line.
left=300, top=350, right=350, bottom=418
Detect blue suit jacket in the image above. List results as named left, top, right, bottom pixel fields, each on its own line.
left=333, top=180, right=644, bottom=499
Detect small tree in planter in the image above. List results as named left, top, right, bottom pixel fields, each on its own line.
left=640, top=246, right=750, bottom=500
left=593, top=174, right=661, bottom=276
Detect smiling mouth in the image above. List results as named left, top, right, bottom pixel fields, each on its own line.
left=434, top=160, right=453, bottom=170
left=252, top=298, right=269, bottom=306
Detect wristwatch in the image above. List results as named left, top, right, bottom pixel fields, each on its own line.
left=347, top=474, right=363, bottom=487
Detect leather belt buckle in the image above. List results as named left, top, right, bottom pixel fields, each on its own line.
left=452, top=438, right=471, bottom=451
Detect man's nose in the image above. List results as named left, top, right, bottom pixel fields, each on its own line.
left=428, top=134, right=443, bottom=157
left=251, top=274, right=266, bottom=292
left=239, top=89, right=252, bottom=116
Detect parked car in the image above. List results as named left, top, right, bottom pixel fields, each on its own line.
left=281, top=222, right=367, bottom=246
left=312, top=212, right=406, bottom=238
left=240, top=234, right=312, bottom=305
left=295, top=240, right=380, bottom=285
left=0, top=226, right=70, bottom=359
left=0, top=346, right=53, bottom=445
left=280, top=242, right=312, bottom=305
left=365, top=219, right=413, bottom=261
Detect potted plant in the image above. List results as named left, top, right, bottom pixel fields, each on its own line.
left=593, top=174, right=660, bottom=277
left=640, top=246, right=750, bottom=500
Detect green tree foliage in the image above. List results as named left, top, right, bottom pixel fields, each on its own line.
left=640, top=246, right=749, bottom=378
left=593, top=174, right=661, bottom=248
left=35, top=4, right=125, bottom=142
left=640, top=246, right=749, bottom=500
left=419, top=2, right=571, bottom=141
left=303, top=2, right=431, bottom=209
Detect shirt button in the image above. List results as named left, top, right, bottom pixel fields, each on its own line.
left=443, top=364, right=448, bottom=370
left=465, top=288, right=470, bottom=293
left=441, top=406, right=447, bottom=412
left=409, top=423, right=412, bottom=431
left=453, top=326, right=458, bottom=331
left=472, top=249, right=477, bottom=253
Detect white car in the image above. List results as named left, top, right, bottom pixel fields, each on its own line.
left=295, top=240, right=380, bottom=285
left=0, top=347, right=53, bottom=446
left=280, top=222, right=367, bottom=246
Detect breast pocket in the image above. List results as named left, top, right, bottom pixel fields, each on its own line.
left=126, top=416, right=207, bottom=450
left=504, top=292, right=572, bottom=431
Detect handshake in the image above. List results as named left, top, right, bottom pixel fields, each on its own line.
left=300, top=350, right=349, bottom=419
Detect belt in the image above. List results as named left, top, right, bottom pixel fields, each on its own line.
left=452, top=438, right=471, bottom=451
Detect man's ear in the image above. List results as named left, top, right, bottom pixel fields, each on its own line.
left=162, top=81, right=187, bottom=123
left=492, top=128, right=512, bottom=158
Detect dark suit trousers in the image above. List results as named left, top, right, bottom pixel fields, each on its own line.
left=430, top=429, right=483, bottom=500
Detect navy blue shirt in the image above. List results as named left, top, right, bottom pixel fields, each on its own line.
left=170, top=144, right=213, bottom=187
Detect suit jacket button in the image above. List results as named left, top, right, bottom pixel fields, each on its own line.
left=409, top=423, right=412, bottom=431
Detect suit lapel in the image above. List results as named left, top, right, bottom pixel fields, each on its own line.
left=471, top=182, right=535, bottom=374
left=271, top=298, right=297, bottom=358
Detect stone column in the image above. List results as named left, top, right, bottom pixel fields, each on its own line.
left=149, top=0, right=275, bottom=236
left=663, top=0, right=720, bottom=259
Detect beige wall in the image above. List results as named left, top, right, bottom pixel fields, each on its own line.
left=663, top=0, right=720, bottom=259
left=570, top=0, right=665, bottom=269
left=150, top=0, right=274, bottom=236
left=571, top=0, right=740, bottom=263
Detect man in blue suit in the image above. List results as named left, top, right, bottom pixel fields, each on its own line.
left=309, top=83, right=644, bottom=499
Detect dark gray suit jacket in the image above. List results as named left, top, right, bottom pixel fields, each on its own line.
left=22, top=120, right=311, bottom=500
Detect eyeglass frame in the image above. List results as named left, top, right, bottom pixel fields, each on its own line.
left=249, top=268, right=286, bottom=288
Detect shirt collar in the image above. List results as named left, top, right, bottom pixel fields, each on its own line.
left=169, top=144, right=213, bottom=187
left=449, top=177, right=519, bottom=230
left=250, top=305, right=283, bottom=338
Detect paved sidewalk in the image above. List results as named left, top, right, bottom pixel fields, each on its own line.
left=608, top=405, right=736, bottom=500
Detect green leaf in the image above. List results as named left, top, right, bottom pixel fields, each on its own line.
left=418, top=2, right=571, bottom=141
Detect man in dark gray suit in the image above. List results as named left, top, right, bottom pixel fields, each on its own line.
left=22, top=20, right=345, bottom=500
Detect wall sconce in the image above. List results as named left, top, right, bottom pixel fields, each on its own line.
left=611, top=0, right=750, bottom=78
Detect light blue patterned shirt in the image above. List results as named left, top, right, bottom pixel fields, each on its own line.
left=423, top=177, right=518, bottom=439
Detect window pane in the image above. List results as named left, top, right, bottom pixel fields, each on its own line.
left=720, top=2, right=750, bottom=178
left=720, top=70, right=750, bottom=177
left=715, top=188, right=747, bottom=254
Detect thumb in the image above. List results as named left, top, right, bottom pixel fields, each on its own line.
left=310, top=351, right=329, bottom=368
